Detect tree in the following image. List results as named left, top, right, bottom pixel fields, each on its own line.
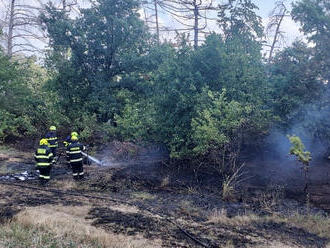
left=41, top=0, right=151, bottom=122
left=280, top=0, right=330, bottom=151
left=0, top=0, right=82, bottom=57
left=129, top=33, right=272, bottom=162
left=292, top=0, right=330, bottom=83
left=156, top=0, right=218, bottom=48
left=0, top=48, right=55, bottom=141
left=288, top=135, right=312, bottom=207
left=269, top=41, right=323, bottom=127
left=141, top=0, right=161, bottom=44
left=217, top=0, right=263, bottom=41
left=266, top=1, right=290, bottom=62
left=0, top=0, right=47, bottom=56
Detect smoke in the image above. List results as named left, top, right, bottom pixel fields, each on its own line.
left=252, top=90, right=330, bottom=186
left=94, top=141, right=169, bottom=169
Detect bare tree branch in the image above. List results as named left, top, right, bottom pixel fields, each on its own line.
left=267, top=1, right=289, bottom=62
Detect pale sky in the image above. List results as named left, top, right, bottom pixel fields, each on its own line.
left=256, top=0, right=304, bottom=47
left=153, top=0, right=303, bottom=55
left=0, top=0, right=304, bottom=57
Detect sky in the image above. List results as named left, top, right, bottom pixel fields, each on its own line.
left=255, top=0, right=304, bottom=46
left=0, top=0, right=305, bottom=57
left=150, top=0, right=304, bottom=56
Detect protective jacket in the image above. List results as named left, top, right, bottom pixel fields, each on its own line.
left=66, top=141, right=85, bottom=163
left=34, top=145, right=53, bottom=167
left=63, top=135, right=71, bottom=147
left=45, top=131, right=58, bottom=148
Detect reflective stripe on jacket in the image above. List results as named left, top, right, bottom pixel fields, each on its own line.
left=66, top=142, right=85, bottom=163
left=34, top=145, right=53, bottom=167
left=45, top=131, right=58, bottom=148
left=63, top=135, right=72, bottom=147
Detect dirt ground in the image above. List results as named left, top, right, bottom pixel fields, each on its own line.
left=0, top=145, right=330, bottom=247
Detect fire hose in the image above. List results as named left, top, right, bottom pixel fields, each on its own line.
left=0, top=180, right=210, bottom=248
left=56, top=146, right=104, bottom=166
left=81, top=151, right=104, bottom=166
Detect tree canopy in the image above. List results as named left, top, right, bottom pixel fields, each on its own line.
left=0, top=0, right=329, bottom=175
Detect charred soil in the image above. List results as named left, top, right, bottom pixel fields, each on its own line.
left=0, top=145, right=330, bottom=247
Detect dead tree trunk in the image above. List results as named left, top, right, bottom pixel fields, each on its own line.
left=7, top=0, right=15, bottom=57
left=154, top=0, right=160, bottom=44
left=268, top=13, right=285, bottom=62
left=267, top=1, right=288, bottom=62
left=193, top=0, right=199, bottom=48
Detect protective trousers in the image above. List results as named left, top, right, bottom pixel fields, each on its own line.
left=50, top=147, right=57, bottom=157
left=37, top=166, right=51, bottom=185
left=71, top=161, right=84, bottom=180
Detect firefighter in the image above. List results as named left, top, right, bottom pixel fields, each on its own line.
left=66, top=135, right=85, bottom=180
left=63, top=131, right=78, bottom=147
left=34, top=139, right=54, bottom=185
left=64, top=132, right=78, bottom=167
left=45, top=126, right=58, bottom=159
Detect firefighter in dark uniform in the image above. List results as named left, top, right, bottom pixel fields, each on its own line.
left=66, top=135, right=85, bottom=180
left=34, top=139, right=54, bottom=185
left=45, top=126, right=58, bottom=161
left=63, top=131, right=78, bottom=147
left=63, top=132, right=78, bottom=167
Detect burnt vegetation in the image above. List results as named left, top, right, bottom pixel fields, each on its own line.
left=1, top=0, right=330, bottom=247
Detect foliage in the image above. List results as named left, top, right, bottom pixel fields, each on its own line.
left=218, top=0, right=264, bottom=40
left=2, top=0, right=330, bottom=179
left=191, top=89, right=245, bottom=155
left=292, top=0, right=330, bottom=81
left=288, top=135, right=312, bottom=166
left=272, top=1, right=330, bottom=149
left=269, top=42, right=324, bottom=126
left=288, top=134, right=312, bottom=207
left=41, top=0, right=151, bottom=123
left=0, top=52, right=55, bottom=142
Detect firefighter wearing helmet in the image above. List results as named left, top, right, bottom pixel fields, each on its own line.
left=66, top=135, right=86, bottom=180
left=34, top=139, right=54, bottom=185
left=45, top=126, right=58, bottom=160
left=63, top=131, right=78, bottom=147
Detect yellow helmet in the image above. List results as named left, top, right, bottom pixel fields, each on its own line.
left=71, top=131, right=78, bottom=137
left=49, top=126, right=56, bottom=131
left=40, top=139, right=48, bottom=146
left=71, top=135, right=78, bottom=141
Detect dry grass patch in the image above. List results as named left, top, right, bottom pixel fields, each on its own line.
left=4, top=205, right=160, bottom=248
left=0, top=146, right=31, bottom=161
left=131, top=191, right=156, bottom=200
left=208, top=208, right=330, bottom=240
left=160, top=175, right=170, bottom=188
left=51, top=178, right=91, bottom=191
left=52, top=179, right=78, bottom=190
left=179, top=200, right=200, bottom=217
left=109, top=204, right=140, bottom=214
left=0, top=164, right=9, bottom=174
left=208, top=208, right=260, bottom=226
left=283, top=212, right=330, bottom=239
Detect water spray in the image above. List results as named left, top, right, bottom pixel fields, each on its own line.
left=81, top=152, right=105, bottom=166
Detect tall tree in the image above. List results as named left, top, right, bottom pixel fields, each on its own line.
left=266, top=1, right=290, bottom=62
left=41, top=0, right=150, bottom=121
left=141, top=0, right=161, bottom=43
left=0, top=0, right=81, bottom=57
left=157, top=0, right=218, bottom=48
left=0, top=0, right=46, bottom=56
left=292, top=0, right=330, bottom=84
left=217, top=0, right=263, bottom=40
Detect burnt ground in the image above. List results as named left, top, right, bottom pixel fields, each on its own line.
left=1, top=145, right=330, bottom=247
